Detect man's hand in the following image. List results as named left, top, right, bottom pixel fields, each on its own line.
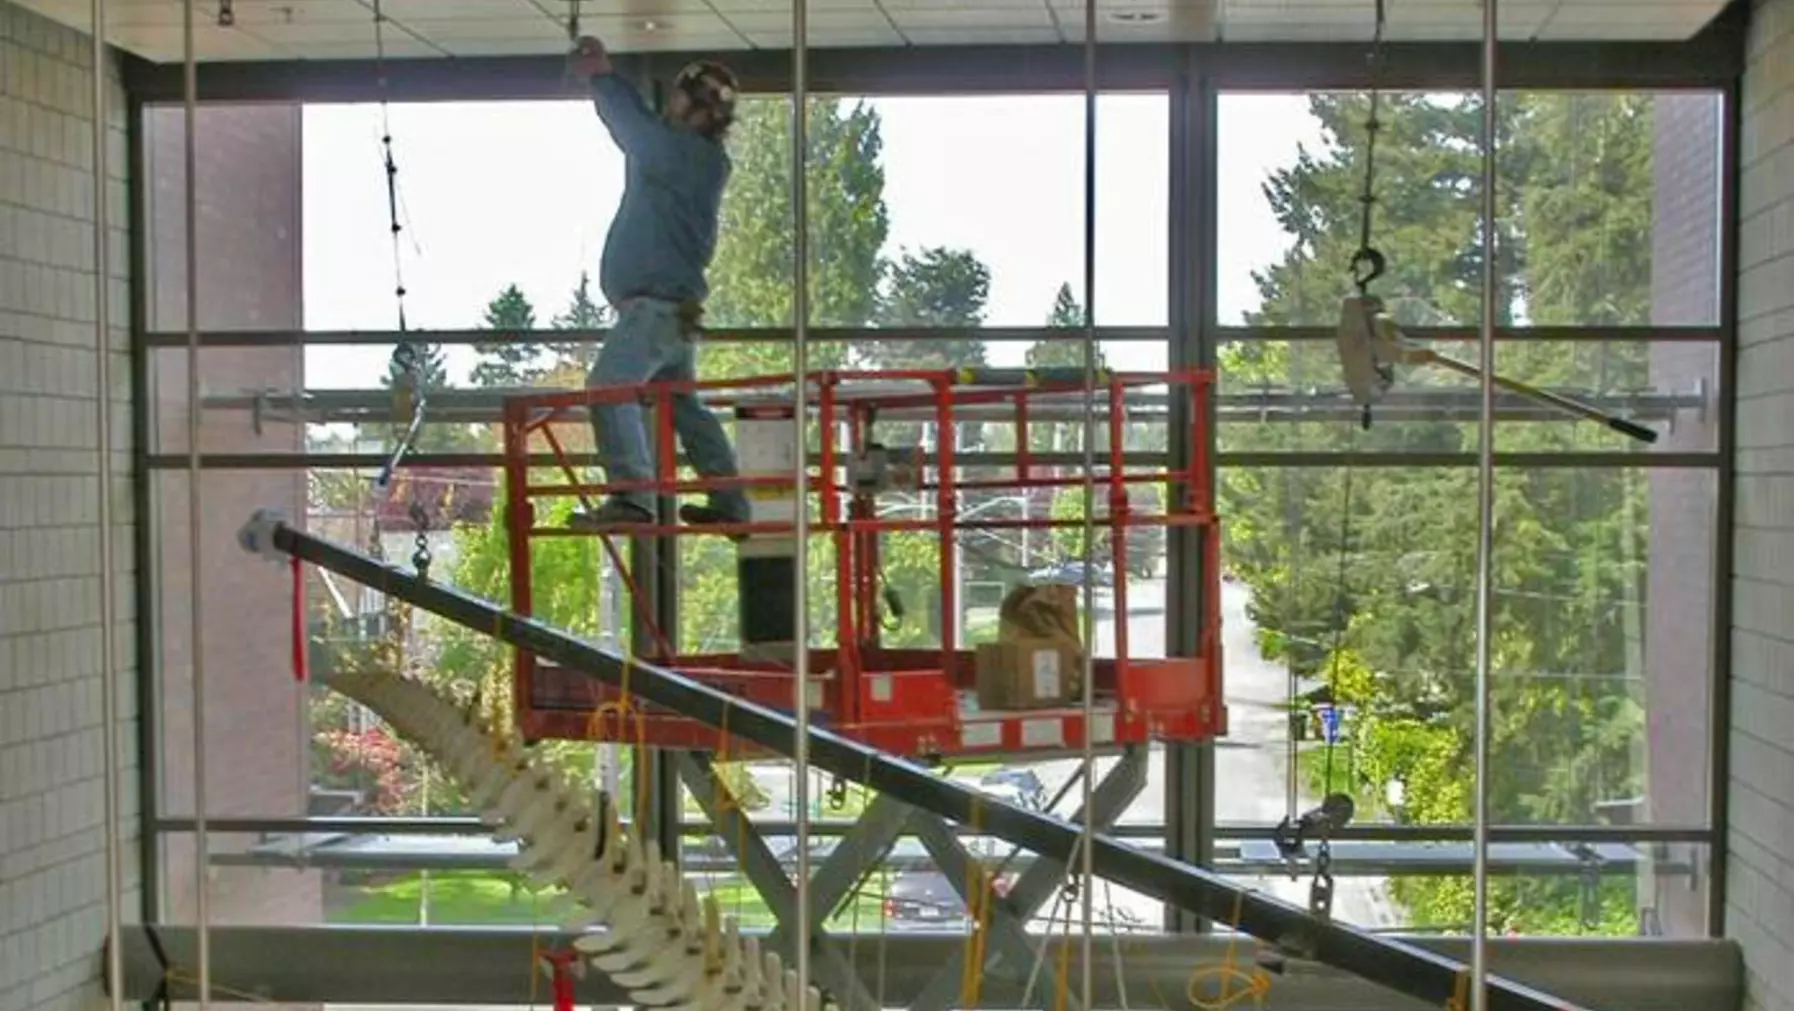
left=569, top=35, right=612, bottom=78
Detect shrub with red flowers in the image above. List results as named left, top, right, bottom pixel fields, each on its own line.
left=314, top=725, right=416, bottom=814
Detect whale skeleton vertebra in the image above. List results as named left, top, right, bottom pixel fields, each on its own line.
left=326, top=666, right=836, bottom=1011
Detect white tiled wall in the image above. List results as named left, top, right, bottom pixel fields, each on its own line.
left=1733, top=0, right=1794, bottom=1009
left=0, top=3, right=138, bottom=1011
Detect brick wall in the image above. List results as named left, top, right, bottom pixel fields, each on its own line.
left=1731, top=0, right=1794, bottom=1007
left=0, top=3, right=138, bottom=1011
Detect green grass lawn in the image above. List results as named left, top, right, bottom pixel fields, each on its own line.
left=331, top=871, right=569, bottom=926
left=331, top=870, right=900, bottom=930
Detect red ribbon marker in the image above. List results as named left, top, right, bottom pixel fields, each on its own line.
left=540, top=949, right=581, bottom=1011
left=290, top=556, right=307, bottom=683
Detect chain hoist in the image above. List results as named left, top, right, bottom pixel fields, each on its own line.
left=369, top=0, right=437, bottom=584
left=1301, top=6, right=1390, bottom=917
left=1347, top=0, right=1391, bottom=431
left=408, top=500, right=433, bottom=579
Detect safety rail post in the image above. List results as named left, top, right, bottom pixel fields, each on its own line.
left=1108, top=376, right=1130, bottom=670
left=1016, top=387, right=1032, bottom=483
left=819, top=376, right=858, bottom=722
left=655, top=385, right=676, bottom=491
left=501, top=397, right=535, bottom=719
left=1192, top=370, right=1212, bottom=517
left=932, top=374, right=957, bottom=676
left=848, top=403, right=877, bottom=654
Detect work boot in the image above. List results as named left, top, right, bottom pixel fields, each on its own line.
left=679, top=501, right=750, bottom=540
left=569, top=497, right=654, bottom=531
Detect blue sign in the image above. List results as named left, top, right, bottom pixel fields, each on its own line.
left=1318, top=704, right=1344, bottom=744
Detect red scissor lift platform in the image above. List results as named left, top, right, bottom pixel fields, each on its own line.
left=501, top=366, right=1225, bottom=758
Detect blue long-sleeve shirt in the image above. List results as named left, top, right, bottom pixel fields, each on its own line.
left=589, top=73, right=731, bottom=307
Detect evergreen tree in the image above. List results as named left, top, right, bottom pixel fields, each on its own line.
left=864, top=246, right=992, bottom=369
left=470, top=284, right=545, bottom=387
left=702, top=97, right=885, bottom=376
left=1027, top=282, right=1107, bottom=370
left=1023, top=283, right=1108, bottom=454
left=550, top=270, right=612, bottom=370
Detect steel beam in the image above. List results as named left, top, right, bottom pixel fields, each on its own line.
left=110, top=927, right=1744, bottom=1011
left=246, top=517, right=1597, bottom=1011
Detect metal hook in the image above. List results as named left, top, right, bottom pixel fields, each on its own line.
left=1350, top=247, right=1386, bottom=292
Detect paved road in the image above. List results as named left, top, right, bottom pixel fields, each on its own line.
left=1209, top=579, right=1398, bottom=930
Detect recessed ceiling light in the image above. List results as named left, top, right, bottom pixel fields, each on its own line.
left=1109, top=9, right=1166, bottom=23
left=640, top=18, right=661, bottom=31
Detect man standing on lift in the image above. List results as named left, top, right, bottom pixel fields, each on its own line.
left=567, top=35, right=752, bottom=532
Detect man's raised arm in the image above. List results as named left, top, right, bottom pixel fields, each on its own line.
left=569, top=36, right=664, bottom=156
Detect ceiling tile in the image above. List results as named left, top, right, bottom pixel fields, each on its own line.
left=896, top=24, right=1059, bottom=43
left=883, top=6, right=1055, bottom=30
left=274, top=34, right=446, bottom=54
left=150, top=0, right=402, bottom=36
left=433, top=34, right=576, bottom=51
left=245, top=16, right=427, bottom=41
left=402, top=14, right=564, bottom=37
left=726, top=8, right=904, bottom=45
left=111, top=22, right=299, bottom=57
left=568, top=0, right=715, bottom=10
left=374, top=0, right=544, bottom=18
left=876, top=0, right=1046, bottom=8
left=707, top=0, right=884, bottom=12
left=1057, top=7, right=1215, bottom=40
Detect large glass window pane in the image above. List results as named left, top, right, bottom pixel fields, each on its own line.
left=1216, top=91, right=1723, bottom=330
left=1217, top=465, right=1713, bottom=833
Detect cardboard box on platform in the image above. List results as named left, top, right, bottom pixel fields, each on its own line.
left=975, top=639, right=1082, bottom=710
left=974, top=583, right=1086, bottom=710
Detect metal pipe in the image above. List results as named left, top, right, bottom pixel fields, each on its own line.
left=1707, top=75, right=1743, bottom=939
left=1470, top=0, right=1499, bottom=1006
left=149, top=813, right=1713, bottom=844
left=146, top=449, right=1727, bottom=472
left=789, top=0, right=812, bottom=1002
left=90, top=2, right=124, bottom=1010
left=110, top=927, right=1747, bottom=1011
left=1079, top=0, right=1099, bottom=1001
left=243, top=517, right=1593, bottom=1011
left=125, top=89, right=163, bottom=929
left=181, top=0, right=211, bottom=1002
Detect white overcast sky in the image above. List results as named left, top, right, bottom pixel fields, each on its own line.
left=298, top=93, right=1322, bottom=388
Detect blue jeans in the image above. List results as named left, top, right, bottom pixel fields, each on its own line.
left=587, top=298, right=749, bottom=518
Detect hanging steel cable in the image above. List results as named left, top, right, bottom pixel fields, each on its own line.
left=92, top=0, right=126, bottom=1005
left=178, top=0, right=213, bottom=1001
left=1470, top=0, right=1502, bottom=1004
left=791, top=0, right=813, bottom=1005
